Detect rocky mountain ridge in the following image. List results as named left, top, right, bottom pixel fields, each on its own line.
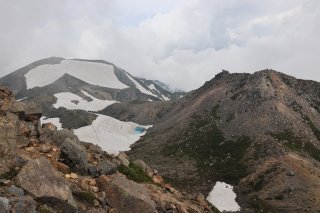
left=0, top=86, right=214, bottom=213
left=127, top=69, right=320, bottom=212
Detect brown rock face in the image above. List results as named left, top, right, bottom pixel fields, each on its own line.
left=101, top=174, right=157, bottom=213
left=0, top=113, right=18, bottom=175
left=15, top=158, right=77, bottom=212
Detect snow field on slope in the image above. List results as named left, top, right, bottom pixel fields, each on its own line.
left=74, top=114, right=151, bottom=155
left=206, top=182, right=240, bottom=212
left=40, top=116, right=62, bottom=130
left=147, top=83, right=170, bottom=101
left=25, top=59, right=128, bottom=89
left=125, top=73, right=159, bottom=99
left=53, top=90, right=117, bottom=111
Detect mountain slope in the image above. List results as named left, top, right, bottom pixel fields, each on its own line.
left=0, top=57, right=178, bottom=155
left=128, top=70, right=320, bottom=212
left=0, top=57, right=173, bottom=101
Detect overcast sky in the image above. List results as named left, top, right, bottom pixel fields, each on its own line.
left=1, top=0, right=320, bottom=91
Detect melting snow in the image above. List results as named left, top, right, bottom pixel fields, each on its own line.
left=40, top=116, right=62, bottom=130
left=25, top=60, right=128, bottom=89
left=148, top=83, right=157, bottom=91
left=207, top=182, right=240, bottom=212
left=53, top=90, right=117, bottom=111
left=74, top=114, right=151, bottom=155
left=125, top=74, right=159, bottom=99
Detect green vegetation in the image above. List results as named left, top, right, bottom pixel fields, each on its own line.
left=73, top=191, right=95, bottom=205
left=248, top=196, right=275, bottom=212
left=271, top=129, right=320, bottom=162
left=302, top=115, right=320, bottom=141
left=271, top=130, right=303, bottom=152
left=162, top=112, right=252, bottom=184
left=303, top=141, right=320, bottom=162
left=211, top=104, right=221, bottom=119
left=118, top=162, right=152, bottom=183
left=251, top=174, right=265, bottom=191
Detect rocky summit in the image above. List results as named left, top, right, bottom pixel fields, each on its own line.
left=127, top=70, right=320, bottom=212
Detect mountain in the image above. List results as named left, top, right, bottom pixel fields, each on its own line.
left=0, top=57, right=182, bottom=155
left=0, top=57, right=174, bottom=102
left=125, top=70, right=320, bottom=212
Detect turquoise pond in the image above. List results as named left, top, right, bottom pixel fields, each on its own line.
left=134, top=127, right=146, bottom=133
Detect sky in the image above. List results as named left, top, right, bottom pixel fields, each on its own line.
left=1, top=0, right=320, bottom=91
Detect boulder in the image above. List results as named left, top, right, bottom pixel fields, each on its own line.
left=117, top=152, right=130, bottom=167
left=9, top=101, right=26, bottom=119
left=9, top=196, right=36, bottom=213
left=0, top=197, right=9, bottom=213
left=6, top=185, right=25, bottom=196
left=96, top=159, right=117, bottom=175
left=42, top=123, right=57, bottom=131
left=0, top=115, right=17, bottom=175
left=15, top=158, right=77, bottom=212
left=60, top=139, right=88, bottom=174
left=52, top=129, right=79, bottom=146
left=0, top=86, right=13, bottom=99
left=101, top=174, right=157, bottom=213
left=17, top=121, right=31, bottom=137
left=24, top=102, right=42, bottom=122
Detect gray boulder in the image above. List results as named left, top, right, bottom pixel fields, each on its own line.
left=101, top=174, right=157, bottom=213
left=24, top=102, right=42, bottom=122
left=60, top=138, right=88, bottom=174
left=52, top=129, right=79, bottom=146
left=0, top=197, right=9, bottom=213
left=15, top=158, right=77, bottom=212
left=9, top=196, right=36, bottom=213
left=96, top=159, right=117, bottom=175
left=6, top=185, right=24, bottom=197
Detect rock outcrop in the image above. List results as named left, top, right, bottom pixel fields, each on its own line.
left=15, top=157, right=77, bottom=211
left=101, top=174, right=157, bottom=213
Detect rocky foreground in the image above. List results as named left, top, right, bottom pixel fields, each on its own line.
left=0, top=86, right=215, bottom=213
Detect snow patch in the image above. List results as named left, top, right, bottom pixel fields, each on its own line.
left=207, top=182, right=240, bottom=212
left=40, top=116, right=62, bottom=130
left=25, top=60, right=128, bottom=89
left=74, top=114, right=151, bottom=155
left=53, top=90, right=117, bottom=111
left=161, top=94, right=170, bottom=101
left=126, top=74, right=159, bottom=98
left=148, top=83, right=157, bottom=91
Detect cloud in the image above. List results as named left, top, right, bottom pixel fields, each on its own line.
left=0, top=0, right=320, bottom=91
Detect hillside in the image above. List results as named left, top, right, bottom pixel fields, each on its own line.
left=0, top=86, right=214, bottom=213
left=128, top=70, right=320, bottom=212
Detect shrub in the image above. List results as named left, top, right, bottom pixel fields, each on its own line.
left=118, top=162, right=151, bottom=183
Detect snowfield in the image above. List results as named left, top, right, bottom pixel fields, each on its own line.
left=74, top=114, right=151, bottom=155
left=125, top=73, right=159, bottom=99
left=25, top=59, right=128, bottom=89
left=53, top=90, right=117, bottom=111
left=40, top=116, right=62, bottom=130
left=206, top=182, right=240, bottom=212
